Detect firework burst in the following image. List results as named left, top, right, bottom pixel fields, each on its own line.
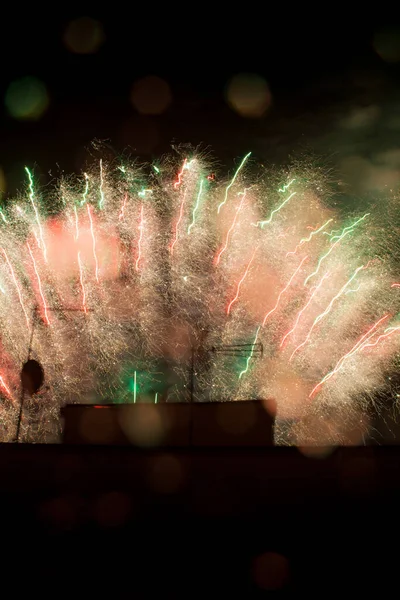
left=0, top=148, right=399, bottom=444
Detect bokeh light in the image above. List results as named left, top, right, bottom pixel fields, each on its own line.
left=226, top=73, right=272, bottom=118
left=339, top=155, right=400, bottom=193
left=340, top=105, right=381, bottom=130
left=39, top=495, right=79, bottom=531
left=262, top=396, right=277, bottom=417
left=5, top=77, right=49, bottom=121
left=298, top=445, right=335, bottom=459
left=78, top=408, right=118, bottom=444
left=95, top=491, right=132, bottom=527
left=119, top=404, right=166, bottom=447
left=147, top=454, right=184, bottom=494
left=373, top=27, right=400, bottom=63
left=252, top=552, right=290, bottom=590
left=130, top=76, right=172, bottom=116
left=63, top=17, right=105, bottom=54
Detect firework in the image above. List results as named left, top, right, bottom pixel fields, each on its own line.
left=0, top=148, right=399, bottom=445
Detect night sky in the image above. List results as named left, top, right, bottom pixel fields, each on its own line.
left=1, top=10, right=400, bottom=196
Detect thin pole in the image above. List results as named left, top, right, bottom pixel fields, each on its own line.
left=189, top=345, right=195, bottom=446
left=190, top=346, right=195, bottom=404
left=15, top=307, right=37, bottom=442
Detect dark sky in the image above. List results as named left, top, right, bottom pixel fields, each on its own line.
left=1, top=9, right=400, bottom=195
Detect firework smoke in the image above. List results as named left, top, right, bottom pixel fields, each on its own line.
left=0, top=148, right=399, bottom=445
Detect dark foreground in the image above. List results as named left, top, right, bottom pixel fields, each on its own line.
left=1, top=443, right=400, bottom=597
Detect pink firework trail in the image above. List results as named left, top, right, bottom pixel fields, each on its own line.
left=135, top=204, right=144, bottom=272
left=119, top=193, right=128, bottom=221
left=280, top=270, right=331, bottom=348
left=1, top=248, right=30, bottom=330
left=360, top=325, right=400, bottom=352
left=170, top=191, right=186, bottom=255
left=291, top=264, right=368, bottom=361
left=174, top=158, right=188, bottom=189
left=87, top=205, right=99, bottom=283
left=286, top=219, right=333, bottom=258
left=214, top=190, right=247, bottom=266
left=226, top=248, right=257, bottom=315
left=0, top=376, right=11, bottom=398
left=27, top=243, right=50, bottom=325
left=74, top=206, right=79, bottom=241
left=309, top=314, right=392, bottom=398
left=77, top=251, right=88, bottom=314
left=277, top=226, right=293, bottom=239
left=262, top=255, right=308, bottom=327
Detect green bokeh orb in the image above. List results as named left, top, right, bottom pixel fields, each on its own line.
left=5, top=77, right=49, bottom=121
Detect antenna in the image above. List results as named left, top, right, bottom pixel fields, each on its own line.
left=189, top=341, right=264, bottom=403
